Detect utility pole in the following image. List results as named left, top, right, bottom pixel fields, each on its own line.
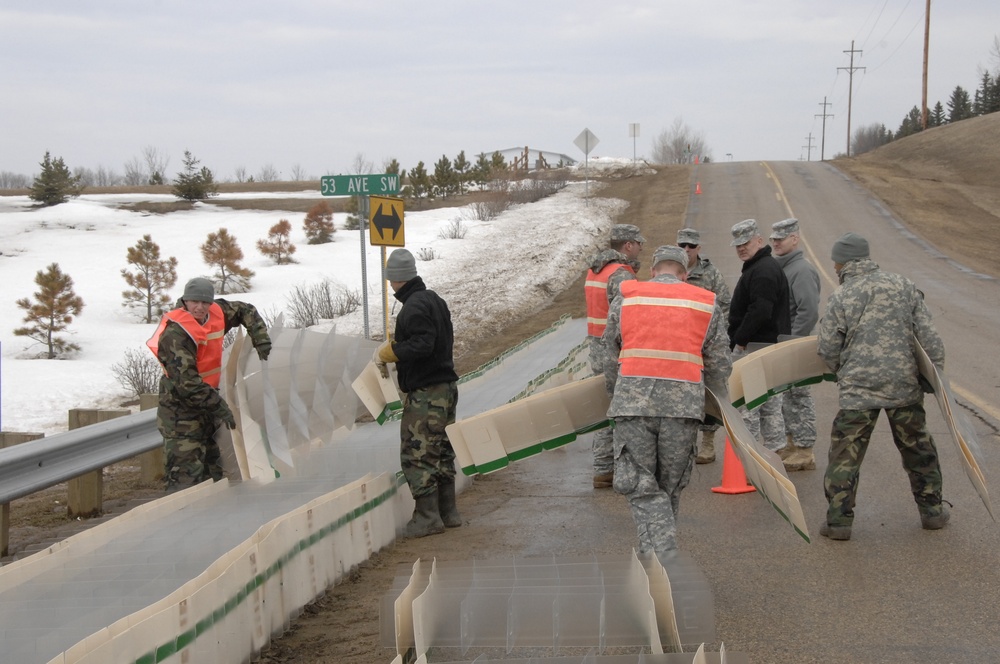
left=803, top=133, right=816, bottom=161
left=838, top=40, right=865, bottom=157
left=816, top=97, right=834, bottom=161
left=921, top=0, right=931, bottom=129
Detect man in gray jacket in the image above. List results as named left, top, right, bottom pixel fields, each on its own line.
left=817, top=233, right=948, bottom=540
left=770, top=218, right=821, bottom=471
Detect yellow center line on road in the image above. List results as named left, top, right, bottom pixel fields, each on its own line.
left=759, top=161, right=1000, bottom=428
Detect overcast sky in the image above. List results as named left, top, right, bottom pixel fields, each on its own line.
left=2, top=1, right=998, bottom=180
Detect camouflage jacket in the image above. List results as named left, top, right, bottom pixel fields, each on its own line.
left=817, top=258, right=945, bottom=410
left=686, top=256, right=731, bottom=321
left=603, top=274, right=732, bottom=419
left=156, top=298, right=271, bottom=429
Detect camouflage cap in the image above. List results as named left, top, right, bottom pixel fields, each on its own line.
left=676, top=228, right=701, bottom=245
left=610, top=224, right=646, bottom=244
left=730, top=219, right=760, bottom=246
left=651, top=245, right=689, bottom=270
left=769, top=218, right=800, bottom=239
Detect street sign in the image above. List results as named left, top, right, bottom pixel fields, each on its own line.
left=320, top=173, right=401, bottom=196
left=369, top=196, right=405, bottom=247
left=574, top=128, right=599, bottom=155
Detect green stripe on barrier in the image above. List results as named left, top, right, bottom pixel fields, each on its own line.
left=132, top=473, right=406, bottom=663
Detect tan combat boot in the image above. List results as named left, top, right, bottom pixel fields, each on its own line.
left=783, top=444, right=816, bottom=471
left=695, top=430, right=716, bottom=464
left=777, top=433, right=795, bottom=461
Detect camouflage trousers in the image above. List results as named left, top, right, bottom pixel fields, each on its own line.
left=159, top=407, right=224, bottom=489
left=613, top=416, right=700, bottom=553
left=781, top=384, right=816, bottom=447
left=732, top=348, right=785, bottom=451
left=589, top=337, right=614, bottom=475
left=400, top=382, right=459, bottom=499
left=824, top=402, right=944, bottom=527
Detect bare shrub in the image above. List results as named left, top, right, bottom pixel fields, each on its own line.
left=438, top=218, right=467, bottom=240
left=286, top=279, right=362, bottom=328
left=112, top=347, right=162, bottom=397
left=416, top=247, right=438, bottom=261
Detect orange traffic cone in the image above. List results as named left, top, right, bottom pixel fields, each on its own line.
left=695, top=182, right=702, bottom=195
left=694, top=155, right=700, bottom=164
left=711, top=437, right=756, bottom=494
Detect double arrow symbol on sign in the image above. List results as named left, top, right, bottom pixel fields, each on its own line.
left=372, top=202, right=402, bottom=241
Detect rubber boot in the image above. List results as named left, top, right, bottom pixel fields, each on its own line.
left=777, top=434, right=795, bottom=461
left=783, top=444, right=817, bottom=471
left=405, top=493, right=445, bottom=538
left=438, top=478, right=463, bottom=528
left=695, top=430, right=716, bottom=464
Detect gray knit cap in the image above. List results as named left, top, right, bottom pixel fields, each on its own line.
left=182, top=277, right=215, bottom=303
left=831, top=232, right=870, bottom=263
left=385, top=248, right=418, bottom=281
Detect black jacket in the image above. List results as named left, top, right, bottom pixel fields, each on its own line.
left=728, top=245, right=791, bottom=349
left=392, top=277, right=459, bottom=393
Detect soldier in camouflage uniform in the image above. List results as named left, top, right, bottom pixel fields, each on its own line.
left=728, top=219, right=791, bottom=451
left=147, top=277, right=271, bottom=490
left=584, top=223, right=644, bottom=488
left=377, top=249, right=460, bottom=538
left=676, top=228, right=732, bottom=464
left=817, top=232, right=949, bottom=541
left=603, top=245, right=731, bottom=555
left=769, top=218, right=821, bottom=471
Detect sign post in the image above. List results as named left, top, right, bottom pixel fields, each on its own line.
left=321, top=173, right=402, bottom=339
left=368, top=196, right=406, bottom=340
left=574, top=128, right=600, bottom=201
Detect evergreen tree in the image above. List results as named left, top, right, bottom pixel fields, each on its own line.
left=201, top=228, right=254, bottom=294
left=344, top=195, right=362, bottom=230
left=973, top=71, right=1000, bottom=115
left=257, top=219, right=298, bottom=264
left=29, top=151, right=83, bottom=206
left=14, top=263, right=85, bottom=359
left=121, top=234, right=178, bottom=323
left=896, top=106, right=923, bottom=138
left=489, top=150, right=508, bottom=172
left=453, top=150, right=470, bottom=194
left=172, top=150, right=219, bottom=201
left=471, top=153, right=492, bottom=189
left=407, top=161, right=431, bottom=198
left=947, top=86, right=973, bottom=123
left=384, top=158, right=401, bottom=176
left=303, top=201, right=336, bottom=244
left=930, top=101, right=946, bottom=126
left=432, top=154, right=457, bottom=198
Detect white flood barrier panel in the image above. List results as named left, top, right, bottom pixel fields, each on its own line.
left=384, top=553, right=726, bottom=661
left=1, top=317, right=587, bottom=664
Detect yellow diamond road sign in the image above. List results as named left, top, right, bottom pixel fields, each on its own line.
left=369, top=196, right=405, bottom=247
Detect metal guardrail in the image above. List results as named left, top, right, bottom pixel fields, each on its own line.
left=0, top=409, right=160, bottom=504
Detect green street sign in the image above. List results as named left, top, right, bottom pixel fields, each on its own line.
left=320, top=173, right=401, bottom=196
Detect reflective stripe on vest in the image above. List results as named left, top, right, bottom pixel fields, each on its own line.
left=618, top=280, right=715, bottom=382
left=585, top=262, right=635, bottom=337
left=146, top=303, right=226, bottom=388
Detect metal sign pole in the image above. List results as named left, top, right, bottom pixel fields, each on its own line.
left=381, top=246, right=389, bottom=340
left=359, top=195, right=370, bottom=339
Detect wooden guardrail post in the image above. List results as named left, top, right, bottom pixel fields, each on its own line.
left=1, top=431, right=45, bottom=557
left=139, top=394, right=163, bottom=485
left=67, top=409, right=129, bottom=518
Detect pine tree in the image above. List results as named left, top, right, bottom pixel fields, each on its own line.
left=947, top=86, right=973, bottom=123
left=121, top=234, right=178, bottom=323
left=930, top=101, right=946, bottom=127
left=489, top=150, right=508, bottom=173
left=201, top=228, right=254, bottom=294
left=407, top=161, right=431, bottom=198
left=471, top=153, right=492, bottom=189
left=344, top=195, right=362, bottom=230
left=14, top=263, right=85, bottom=359
left=453, top=150, right=470, bottom=195
left=384, top=158, right=401, bottom=176
left=29, top=151, right=83, bottom=206
left=432, top=154, right=457, bottom=198
left=303, top=201, right=336, bottom=244
left=896, top=106, right=923, bottom=138
left=257, top=219, right=298, bottom=264
left=172, top=150, right=219, bottom=201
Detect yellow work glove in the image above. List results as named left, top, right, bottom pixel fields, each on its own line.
left=377, top=340, right=398, bottom=364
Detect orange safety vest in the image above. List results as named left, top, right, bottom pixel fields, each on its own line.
left=585, top=262, right=636, bottom=337
left=146, top=303, right=226, bottom=388
left=618, top=280, right=715, bottom=382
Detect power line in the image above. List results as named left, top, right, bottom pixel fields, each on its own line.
left=838, top=40, right=866, bottom=157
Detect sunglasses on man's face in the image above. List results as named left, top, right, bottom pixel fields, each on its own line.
left=679, top=243, right=699, bottom=249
